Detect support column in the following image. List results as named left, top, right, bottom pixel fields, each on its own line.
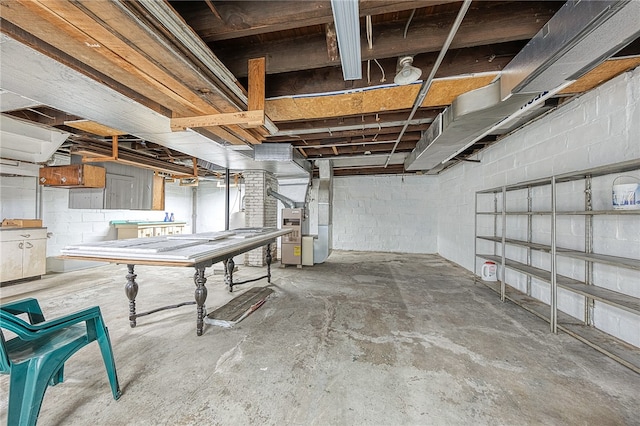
left=243, top=170, right=278, bottom=266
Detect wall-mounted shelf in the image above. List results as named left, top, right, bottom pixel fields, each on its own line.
left=474, top=158, right=640, bottom=373
left=39, top=164, right=105, bottom=188
left=477, top=236, right=640, bottom=270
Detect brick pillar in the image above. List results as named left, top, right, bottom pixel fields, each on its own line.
left=243, top=170, right=278, bottom=266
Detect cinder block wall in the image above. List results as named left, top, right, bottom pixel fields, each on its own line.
left=41, top=181, right=193, bottom=259
left=0, top=176, right=38, bottom=219
left=244, top=170, right=278, bottom=265
left=195, top=180, right=244, bottom=232
left=438, top=68, right=640, bottom=347
left=332, top=174, right=439, bottom=253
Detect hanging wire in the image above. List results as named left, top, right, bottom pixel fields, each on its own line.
left=365, top=15, right=386, bottom=83
left=374, top=59, right=386, bottom=82
left=366, top=15, right=373, bottom=50
left=366, top=15, right=373, bottom=84
left=403, top=9, right=417, bottom=39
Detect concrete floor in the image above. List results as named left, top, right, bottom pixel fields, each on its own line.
left=1, top=251, right=638, bottom=425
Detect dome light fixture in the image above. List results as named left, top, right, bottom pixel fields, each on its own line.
left=394, top=56, right=422, bottom=85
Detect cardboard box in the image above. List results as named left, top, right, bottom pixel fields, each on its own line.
left=1, top=219, right=43, bottom=228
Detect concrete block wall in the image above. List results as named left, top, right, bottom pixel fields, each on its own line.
left=0, top=176, right=38, bottom=219
left=332, top=174, right=439, bottom=253
left=437, top=67, right=640, bottom=347
left=0, top=176, right=193, bottom=271
left=243, top=170, right=278, bottom=266
left=42, top=180, right=193, bottom=258
left=195, top=180, right=244, bottom=232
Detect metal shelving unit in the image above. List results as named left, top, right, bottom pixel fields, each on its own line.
left=474, top=159, right=640, bottom=373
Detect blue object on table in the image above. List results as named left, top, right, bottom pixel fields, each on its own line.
left=0, top=298, right=121, bottom=426
left=164, top=212, right=170, bottom=222
left=169, top=213, right=174, bottom=222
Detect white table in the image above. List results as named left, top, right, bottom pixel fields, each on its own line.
left=60, top=228, right=291, bottom=335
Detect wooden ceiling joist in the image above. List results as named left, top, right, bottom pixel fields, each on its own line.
left=182, top=1, right=458, bottom=42
left=266, top=74, right=497, bottom=121
left=72, top=143, right=196, bottom=176
left=214, top=2, right=559, bottom=77
left=63, top=120, right=128, bottom=137
left=0, top=0, right=267, bottom=146
left=171, top=58, right=267, bottom=133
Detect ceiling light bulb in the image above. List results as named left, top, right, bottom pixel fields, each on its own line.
left=394, top=56, right=422, bottom=85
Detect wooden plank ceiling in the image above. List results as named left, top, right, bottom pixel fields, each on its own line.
left=1, top=0, right=639, bottom=177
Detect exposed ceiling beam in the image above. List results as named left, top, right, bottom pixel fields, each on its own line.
left=177, top=1, right=458, bottom=42
left=262, top=41, right=523, bottom=97
left=213, top=2, right=560, bottom=77
left=0, top=0, right=268, bottom=145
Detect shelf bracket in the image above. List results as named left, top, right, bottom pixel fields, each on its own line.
left=82, top=135, right=119, bottom=163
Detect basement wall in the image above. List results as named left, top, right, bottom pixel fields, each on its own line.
left=327, top=67, right=638, bottom=347
left=332, top=174, right=439, bottom=253
left=195, top=180, right=245, bottom=232
left=437, top=67, right=640, bottom=347
left=0, top=176, right=194, bottom=268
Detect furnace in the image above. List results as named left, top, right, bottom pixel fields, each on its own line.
left=281, top=208, right=307, bottom=266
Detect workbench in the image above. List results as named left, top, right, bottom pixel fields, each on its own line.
left=60, top=228, right=291, bottom=335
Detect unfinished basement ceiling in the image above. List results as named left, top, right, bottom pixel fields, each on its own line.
left=1, top=1, right=639, bottom=178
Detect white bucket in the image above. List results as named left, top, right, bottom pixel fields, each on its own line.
left=612, top=176, right=640, bottom=210
left=481, top=261, right=498, bottom=282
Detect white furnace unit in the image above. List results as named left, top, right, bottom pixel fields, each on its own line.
left=281, top=208, right=306, bottom=266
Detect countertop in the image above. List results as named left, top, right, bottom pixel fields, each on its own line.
left=0, top=226, right=46, bottom=231
left=110, top=221, right=186, bottom=226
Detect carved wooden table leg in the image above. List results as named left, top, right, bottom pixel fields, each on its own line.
left=194, top=266, right=208, bottom=336
left=226, top=258, right=235, bottom=292
left=125, top=264, right=139, bottom=327
left=266, top=243, right=272, bottom=283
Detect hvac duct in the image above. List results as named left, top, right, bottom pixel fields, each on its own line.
left=0, top=115, right=70, bottom=163
left=254, top=143, right=312, bottom=179
left=314, top=160, right=333, bottom=264
left=501, top=0, right=640, bottom=99
left=405, top=81, right=535, bottom=171
left=267, top=187, right=300, bottom=209
left=405, top=0, right=640, bottom=172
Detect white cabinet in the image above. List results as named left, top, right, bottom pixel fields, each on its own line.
left=475, top=159, right=640, bottom=373
left=114, top=222, right=186, bottom=239
left=0, top=228, right=47, bottom=282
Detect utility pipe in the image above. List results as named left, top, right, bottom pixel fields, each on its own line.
left=225, top=168, right=230, bottom=230
left=384, top=0, right=472, bottom=168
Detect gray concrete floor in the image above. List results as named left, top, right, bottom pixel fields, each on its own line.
left=1, top=251, right=638, bottom=425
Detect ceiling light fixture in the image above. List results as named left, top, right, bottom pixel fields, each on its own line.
left=394, top=56, right=422, bottom=85
left=330, top=0, right=362, bottom=80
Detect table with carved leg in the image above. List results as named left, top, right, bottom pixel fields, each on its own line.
left=60, top=228, right=290, bottom=336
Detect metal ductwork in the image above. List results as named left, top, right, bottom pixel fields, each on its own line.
left=405, top=82, right=536, bottom=171
left=0, top=114, right=70, bottom=163
left=501, top=0, right=640, bottom=99
left=314, top=159, right=333, bottom=264
left=405, top=0, right=640, bottom=172
left=254, top=143, right=312, bottom=179
left=266, top=187, right=301, bottom=209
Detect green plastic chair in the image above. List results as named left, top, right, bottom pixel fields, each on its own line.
left=0, top=298, right=121, bottom=426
